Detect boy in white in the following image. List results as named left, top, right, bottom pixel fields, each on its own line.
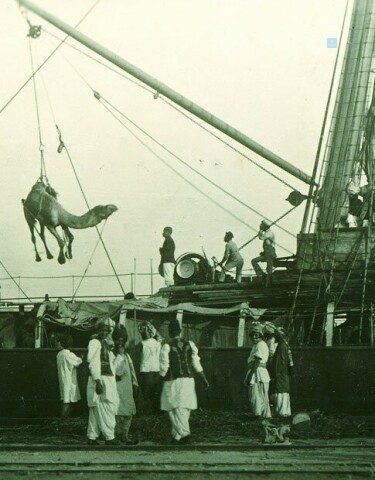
left=87, top=319, right=119, bottom=445
left=56, top=333, right=82, bottom=418
left=159, top=318, right=209, bottom=444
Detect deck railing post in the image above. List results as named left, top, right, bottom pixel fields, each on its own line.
left=325, top=301, right=335, bottom=347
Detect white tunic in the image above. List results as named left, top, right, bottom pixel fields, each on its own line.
left=56, top=349, right=82, bottom=403
left=247, top=340, right=271, bottom=384
left=86, top=338, right=119, bottom=409
left=140, top=338, right=161, bottom=372
left=159, top=340, right=203, bottom=411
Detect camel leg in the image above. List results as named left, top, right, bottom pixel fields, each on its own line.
left=39, top=223, right=54, bottom=260
left=26, top=221, right=41, bottom=262
left=62, top=226, right=74, bottom=259
left=46, top=225, right=66, bottom=265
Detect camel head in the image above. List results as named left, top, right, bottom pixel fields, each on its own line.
left=91, top=204, right=118, bottom=221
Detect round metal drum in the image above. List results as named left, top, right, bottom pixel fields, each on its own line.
left=176, top=259, right=196, bottom=279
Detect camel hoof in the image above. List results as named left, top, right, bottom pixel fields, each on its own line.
left=36, top=256, right=42, bottom=262
left=47, top=253, right=54, bottom=260
left=58, top=255, right=66, bottom=265
left=65, top=251, right=71, bottom=259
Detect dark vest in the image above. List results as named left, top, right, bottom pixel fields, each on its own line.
left=165, top=338, right=193, bottom=381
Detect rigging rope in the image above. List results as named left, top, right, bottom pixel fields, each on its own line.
left=72, top=220, right=107, bottom=300
left=98, top=95, right=296, bottom=240
left=27, top=37, right=47, bottom=180
left=0, top=0, right=102, bottom=116
left=42, top=28, right=298, bottom=192
left=0, top=258, right=32, bottom=302
left=57, top=49, right=310, bottom=259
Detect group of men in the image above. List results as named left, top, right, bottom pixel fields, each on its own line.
left=56, top=314, right=293, bottom=445
left=159, top=221, right=277, bottom=287
left=56, top=318, right=209, bottom=445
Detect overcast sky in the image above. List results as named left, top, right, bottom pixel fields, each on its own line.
left=0, top=0, right=348, bottom=300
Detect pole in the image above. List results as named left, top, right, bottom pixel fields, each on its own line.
left=133, top=258, right=137, bottom=296
left=150, top=258, right=154, bottom=295
left=18, top=0, right=314, bottom=186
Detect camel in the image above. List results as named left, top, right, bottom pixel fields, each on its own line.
left=22, top=180, right=118, bottom=264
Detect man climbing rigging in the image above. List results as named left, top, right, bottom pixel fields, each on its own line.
left=159, top=226, right=176, bottom=287
left=251, top=220, right=277, bottom=286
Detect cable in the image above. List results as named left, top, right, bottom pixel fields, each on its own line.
left=72, top=220, right=107, bottom=300
left=99, top=95, right=296, bottom=240
left=0, top=0, right=102, bottom=115
left=42, top=28, right=298, bottom=192
left=0, top=258, right=32, bottom=302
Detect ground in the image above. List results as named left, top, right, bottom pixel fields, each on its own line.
left=0, top=411, right=374, bottom=479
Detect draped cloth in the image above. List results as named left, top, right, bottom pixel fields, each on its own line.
left=86, top=338, right=119, bottom=441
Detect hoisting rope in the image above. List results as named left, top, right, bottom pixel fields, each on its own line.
left=0, top=0, right=102, bottom=116
left=57, top=126, right=126, bottom=296
left=42, top=28, right=299, bottom=192
left=27, top=35, right=47, bottom=181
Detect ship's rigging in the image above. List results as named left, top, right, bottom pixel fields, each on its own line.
left=0, top=0, right=373, bottom=347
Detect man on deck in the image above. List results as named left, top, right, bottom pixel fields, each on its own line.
left=159, top=226, right=176, bottom=287
left=251, top=220, right=276, bottom=286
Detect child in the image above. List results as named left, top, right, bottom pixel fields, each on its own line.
left=56, top=333, right=82, bottom=418
left=113, top=326, right=138, bottom=444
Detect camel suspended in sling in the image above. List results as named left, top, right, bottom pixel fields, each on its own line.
left=22, top=180, right=118, bottom=264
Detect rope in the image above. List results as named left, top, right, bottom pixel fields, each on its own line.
left=0, top=0, right=102, bottom=116
left=52, top=126, right=126, bottom=296
left=42, top=29, right=298, bottom=192
left=72, top=220, right=107, bottom=300
left=27, top=37, right=46, bottom=179
left=0, top=258, right=32, bottom=302
left=57, top=51, right=302, bottom=257
left=99, top=95, right=296, bottom=240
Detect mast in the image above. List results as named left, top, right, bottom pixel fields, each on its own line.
left=18, top=0, right=315, bottom=186
left=316, top=0, right=375, bottom=231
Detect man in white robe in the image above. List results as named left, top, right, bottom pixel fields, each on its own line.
left=87, top=320, right=119, bottom=445
left=159, top=318, right=209, bottom=444
left=56, top=334, right=82, bottom=418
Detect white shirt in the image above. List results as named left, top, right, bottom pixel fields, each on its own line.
left=140, top=338, right=161, bottom=372
left=247, top=340, right=270, bottom=384
left=56, top=349, right=82, bottom=403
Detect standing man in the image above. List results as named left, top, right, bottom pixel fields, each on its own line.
left=138, top=320, right=162, bottom=413
left=86, top=319, right=119, bottom=445
left=159, top=226, right=176, bottom=287
left=218, top=231, right=244, bottom=283
left=267, top=327, right=293, bottom=418
left=244, top=323, right=271, bottom=419
left=251, top=220, right=276, bottom=286
left=159, top=318, right=209, bottom=444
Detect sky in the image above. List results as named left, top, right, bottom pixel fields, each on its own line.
left=0, top=0, right=349, bottom=301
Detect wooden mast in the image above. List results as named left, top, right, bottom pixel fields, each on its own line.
left=18, top=0, right=315, bottom=186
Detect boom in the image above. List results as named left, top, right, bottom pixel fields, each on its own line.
left=18, top=0, right=316, bottom=186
